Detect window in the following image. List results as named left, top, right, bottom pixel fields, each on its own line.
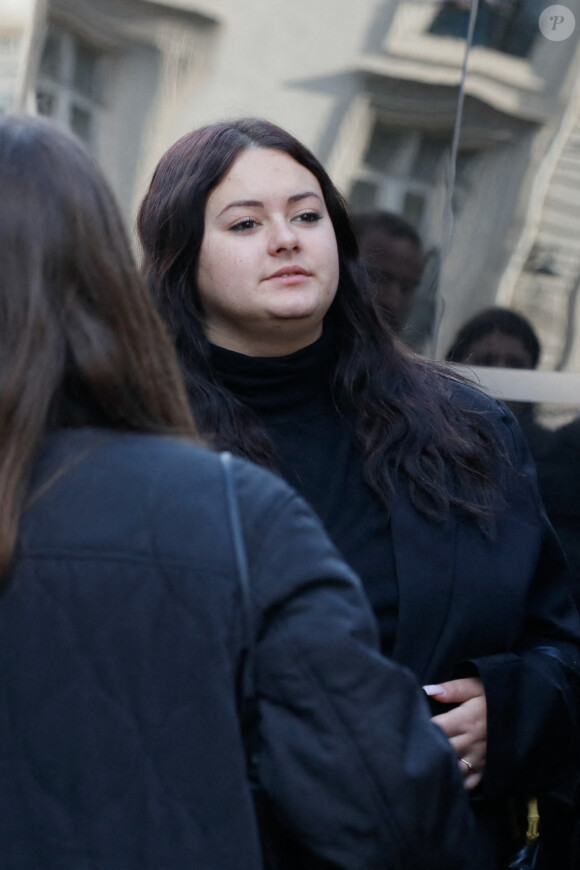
left=428, top=0, right=539, bottom=58
left=349, top=121, right=477, bottom=235
left=36, top=27, right=105, bottom=149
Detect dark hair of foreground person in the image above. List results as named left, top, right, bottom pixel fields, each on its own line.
left=0, top=112, right=197, bottom=579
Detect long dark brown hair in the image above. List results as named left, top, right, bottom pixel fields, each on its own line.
left=0, top=114, right=199, bottom=578
left=138, top=117, right=506, bottom=532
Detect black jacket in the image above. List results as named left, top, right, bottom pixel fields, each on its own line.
left=0, top=428, right=474, bottom=870
left=388, top=390, right=580, bottom=868
left=390, top=387, right=580, bottom=796
left=208, top=340, right=580, bottom=869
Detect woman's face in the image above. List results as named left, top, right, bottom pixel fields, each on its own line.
left=196, top=147, right=340, bottom=356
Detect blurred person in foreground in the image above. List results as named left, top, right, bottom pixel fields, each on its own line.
left=137, top=117, right=580, bottom=870
left=0, top=113, right=475, bottom=870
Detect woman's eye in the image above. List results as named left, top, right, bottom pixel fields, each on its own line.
left=294, top=211, right=322, bottom=224
left=229, top=218, right=259, bottom=232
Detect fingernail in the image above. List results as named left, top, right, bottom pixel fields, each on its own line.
left=423, top=684, right=446, bottom=697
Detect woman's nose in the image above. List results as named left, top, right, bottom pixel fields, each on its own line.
left=267, top=219, right=300, bottom=254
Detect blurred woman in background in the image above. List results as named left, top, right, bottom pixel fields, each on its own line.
left=138, top=117, right=580, bottom=870
left=0, top=113, right=474, bottom=870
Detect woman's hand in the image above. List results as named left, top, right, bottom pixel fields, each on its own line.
left=423, top=678, right=487, bottom=790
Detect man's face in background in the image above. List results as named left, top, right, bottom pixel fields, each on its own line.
left=358, top=229, right=425, bottom=334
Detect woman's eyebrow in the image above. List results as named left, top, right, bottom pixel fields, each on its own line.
left=218, top=191, right=322, bottom=218
left=288, top=191, right=323, bottom=204
left=218, top=199, right=262, bottom=217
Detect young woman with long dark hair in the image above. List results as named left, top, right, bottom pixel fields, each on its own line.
left=0, top=114, right=476, bottom=870
left=138, top=117, right=580, bottom=869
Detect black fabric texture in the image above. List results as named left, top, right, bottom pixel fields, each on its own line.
left=210, top=331, right=399, bottom=657
left=203, top=336, right=580, bottom=870
left=2, top=429, right=475, bottom=870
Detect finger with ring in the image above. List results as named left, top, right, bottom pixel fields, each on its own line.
left=459, top=757, right=473, bottom=773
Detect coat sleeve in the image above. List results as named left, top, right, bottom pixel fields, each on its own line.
left=467, top=405, right=580, bottom=800
left=232, top=459, right=474, bottom=870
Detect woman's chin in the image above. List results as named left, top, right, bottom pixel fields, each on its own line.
left=265, top=297, right=329, bottom=325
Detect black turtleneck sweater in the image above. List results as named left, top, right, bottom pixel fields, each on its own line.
left=209, top=330, right=398, bottom=655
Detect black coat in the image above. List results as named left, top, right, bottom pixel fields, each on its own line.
left=387, top=397, right=580, bottom=867
left=0, top=428, right=475, bottom=870
left=389, top=395, right=580, bottom=797
left=208, top=341, right=580, bottom=870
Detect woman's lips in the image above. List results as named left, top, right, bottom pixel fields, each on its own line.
left=264, top=267, right=312, bottom=285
